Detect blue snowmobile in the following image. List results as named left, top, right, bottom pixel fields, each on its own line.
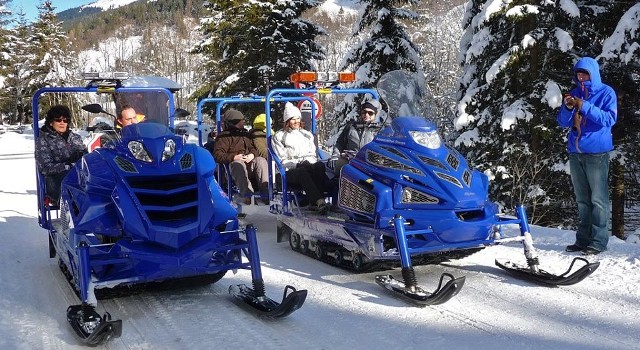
left=33, top=73, right=306, bottom=346
left=267, top=70, right=599, bottom=306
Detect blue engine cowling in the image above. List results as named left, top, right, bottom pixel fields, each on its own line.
left=59, top=122, right=239, bottom=281
left=338, top=116, right=498, bottom=244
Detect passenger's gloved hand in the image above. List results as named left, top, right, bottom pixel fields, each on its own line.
left=68, top=150, right=85, bottom=163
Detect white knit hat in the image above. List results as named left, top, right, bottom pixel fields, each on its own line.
left=283, top=102, right=301, bottom=123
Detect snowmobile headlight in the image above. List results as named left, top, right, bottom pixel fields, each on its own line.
left=162, top=139, right=176, bottom=161
left=128, top=141, right=153, bottom=162
left=410, top=130, right=441, bottom=149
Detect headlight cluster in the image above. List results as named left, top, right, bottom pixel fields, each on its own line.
left=128, top=139, right=177, bottom=163
left=162, top=139, right=176, bottom=161
left=128, top=141, right=152, bottom=163
left=410, top=130, right=441, bottom=149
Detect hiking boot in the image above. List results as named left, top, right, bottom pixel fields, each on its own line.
left=581, top=247, right=601, bottom=256
left=315, top=199, right=329, bottom=215
left=565, top=244, right=583, bottom=252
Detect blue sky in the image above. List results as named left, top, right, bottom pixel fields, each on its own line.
left=9, top=0, right=94, bottom=23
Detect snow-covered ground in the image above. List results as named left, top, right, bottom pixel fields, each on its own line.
left=1, top=130, right=639, bottom=350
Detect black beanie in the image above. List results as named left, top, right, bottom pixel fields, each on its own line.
left=361, top=101, right=378, bottom=114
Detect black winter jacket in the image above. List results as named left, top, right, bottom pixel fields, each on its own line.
left=35, top=125, right=86, bottom=175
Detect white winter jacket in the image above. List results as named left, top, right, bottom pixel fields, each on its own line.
left=272, top=128, right=318, bottom=170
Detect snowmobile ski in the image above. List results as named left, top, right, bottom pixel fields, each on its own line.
left=229, top=284, right=307, bottom=318
left=67, top=304, right=122, bottom=347
left=375, top=273, right=465, bottom=306
left=495, top=257, right=599, bottom=286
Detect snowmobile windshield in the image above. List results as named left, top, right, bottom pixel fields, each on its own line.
left=120, top=121, right=173, bottom=141
left=114, top=91, right=171, bottom=126
left=377, top=70, right=429, bottom=119
left=376, top=70, right=441, bottom=149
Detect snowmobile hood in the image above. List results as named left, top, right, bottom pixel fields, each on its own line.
left=119, top=122, right=184, bottom=167
left=376, top=116, right=440, bottom=149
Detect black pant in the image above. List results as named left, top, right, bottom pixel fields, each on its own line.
left=45, top=171, right=68, bottom=201
left=286, top=161, right=329, bottom=203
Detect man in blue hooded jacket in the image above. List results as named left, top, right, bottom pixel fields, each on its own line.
left=557, top=56, right=617, bottom=255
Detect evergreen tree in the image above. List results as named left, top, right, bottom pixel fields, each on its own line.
left=597, top=2, right=640, bottom=238
left=329, top=0, right=423, bottom=144
left=0, top=0, right=13, bottom=119
left=455, top=1, right=639, bottom=229
left=31, top=0, right=75, bottom=88
left=25, top=0, right=77, bottom=125
left=455, top=1, right=582, bottom=224
left=192, top=0, right=325, bottom=114
left=2, top=10, right=35, bottom=124
left=408, top=3, right=465, bottom=140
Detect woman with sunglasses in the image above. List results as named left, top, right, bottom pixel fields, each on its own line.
left=35, top=105, right=86, bottom=205
left=332, top=99, right=382, bottom=175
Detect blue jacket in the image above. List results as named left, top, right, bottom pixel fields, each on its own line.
left=557, top=57, right=617, bottom=154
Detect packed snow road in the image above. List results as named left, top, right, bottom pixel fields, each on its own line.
left=1, top=135, right=639, bottom=350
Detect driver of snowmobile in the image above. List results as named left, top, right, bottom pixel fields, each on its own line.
left=115, top=105, right=140, bottom=132
left=332, top=99, right=382, bottom=175
left=98, top=105, right=140, bottom=147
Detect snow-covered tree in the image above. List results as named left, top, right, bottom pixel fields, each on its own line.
left=326, top=0, right=423, bottom=144
left=456, top=1, right=585, bottom=225
left=192, top=0, right=325, bottom=114
left=20, top=1, right=76, bottom=122
left=455, top=0, right=640, bottom=229
left=0, top=0, right=13, bottom=115
left=409, top=4, right=466, bottom=140
left=30, top=1, right=75, bottom=88
left=1, top=10, right=35, bottom=124
left=597, top=2, right=640, bottom=238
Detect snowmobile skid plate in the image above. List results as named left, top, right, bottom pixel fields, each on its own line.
left=495, top=257, right=600, bottom=286
left=67, top=304, right=122, bottom=347
left=375, top=273, right=466, bottom=306
left=229, top=284, right=307, bottom=318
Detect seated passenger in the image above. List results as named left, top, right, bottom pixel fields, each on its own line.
left=332, top=99, right=381, bottom=175
left=34, top=105, right=86, bottom=205
left=213, top=109, right=269, bottom=205
left=249, top=113, right=271, bottom=159
left=272, top=102, right=330, bottom=214
left=203, top=129, right=217, bottom=155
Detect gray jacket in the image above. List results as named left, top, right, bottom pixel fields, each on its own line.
left=332, top=121, right=380, bottom=157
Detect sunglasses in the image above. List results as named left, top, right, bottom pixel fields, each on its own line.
left=53, top=118, right=68, bottom=123
left=361, top=110, right=375, bottom=116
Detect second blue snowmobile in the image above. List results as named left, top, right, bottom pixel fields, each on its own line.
left=267, top=70, right=599, bottom=306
